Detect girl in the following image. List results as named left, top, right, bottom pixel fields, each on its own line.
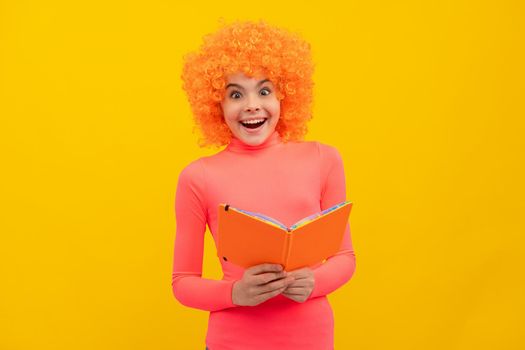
left=172, top=20, right=356, bottom=350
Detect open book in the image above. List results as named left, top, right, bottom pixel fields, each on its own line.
left=217, top=200, right=352, bottom=271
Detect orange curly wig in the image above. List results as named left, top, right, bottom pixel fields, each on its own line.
left=181, top=20, right=315, bottom=148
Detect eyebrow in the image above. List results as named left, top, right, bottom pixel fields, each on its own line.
left=225, top=79, right=271, bottom=90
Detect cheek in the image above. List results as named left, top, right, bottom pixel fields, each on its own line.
left=271, top=100, right=281, bottom=118
left=221, top=104, right=235, bottom=121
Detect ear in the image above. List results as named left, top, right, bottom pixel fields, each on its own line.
left=213, top=89, right=224, bottom=103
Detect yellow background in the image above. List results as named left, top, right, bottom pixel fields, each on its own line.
left=1, top=0, right=524, bottom=349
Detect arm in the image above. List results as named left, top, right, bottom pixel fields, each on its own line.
left=307, top=143, right=357, bottom=300
left=171, top=159, right=238, bottom=312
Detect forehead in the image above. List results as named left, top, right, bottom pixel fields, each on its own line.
left=225, top=72, right=272, bottom=86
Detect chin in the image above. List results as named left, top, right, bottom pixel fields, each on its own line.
left=239, top=134, right=268, bottom=146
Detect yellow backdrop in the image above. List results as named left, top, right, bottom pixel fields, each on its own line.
left=1, top=0, right=523, bottom=349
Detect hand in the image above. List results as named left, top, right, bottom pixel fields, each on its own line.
left=232, top=263, right=296, bottom=307
left=281, top=267, right=315, bottom=303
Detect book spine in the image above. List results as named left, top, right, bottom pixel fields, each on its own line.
left=281, top=228, right=293, bottom=270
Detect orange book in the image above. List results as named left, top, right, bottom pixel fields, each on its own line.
left=217, top=201, right=353, bottom=271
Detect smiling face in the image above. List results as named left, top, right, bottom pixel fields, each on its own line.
left=220, top=72, right=281, bottom=146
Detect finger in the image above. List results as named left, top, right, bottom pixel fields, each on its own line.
left=291, top=269, right=314, bottom=278
left=282, top=288, right=307, bottom=297
left=249, top=263, right=283, bottom=275
left=285, top=271, right=306, bottom=279
left=266, top=276, right=295, bottom=292
left=253, top=271, right=288, bottom=285
left=286, top=267, right=308, bottom=273
left=255, top=276, right=294, bottom=294
left=283, top=284, right=305, bottom=289
left=256, top=285, right=287, bottom=303
left=281, top=293, right=302, bottom=302
left=281, top=279, right=308, bottom=287
left=285, top=274, right=305, bottom=281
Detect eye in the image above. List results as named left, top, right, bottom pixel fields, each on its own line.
left=260, top=87, right=272, bottom=96
left=229, top=91, right=242, bottom=99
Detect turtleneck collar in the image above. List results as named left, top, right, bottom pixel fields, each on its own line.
left=226, top=130, right=282, bottom=153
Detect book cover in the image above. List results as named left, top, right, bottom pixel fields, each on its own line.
left=217, top=200, right=353, bottom=271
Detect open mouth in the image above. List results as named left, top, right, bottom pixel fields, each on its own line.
left=240, top=118, right=267, bottom=129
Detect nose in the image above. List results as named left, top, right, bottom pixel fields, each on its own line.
left=245, top=106, right=260, bottom=113
left=244, top=94, right=261, bottom=113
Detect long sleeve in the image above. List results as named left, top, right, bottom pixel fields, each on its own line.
left=172, top=134, right=354, bottom=349
left=171, top=159, right=238, bottom=312
left=308, top=143, right=357, bottom=300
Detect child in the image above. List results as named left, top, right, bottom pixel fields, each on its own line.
left=172, top=20, right=356, bottom=350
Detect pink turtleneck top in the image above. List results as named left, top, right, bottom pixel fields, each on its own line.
left=171, top=130, right=356, bottom=350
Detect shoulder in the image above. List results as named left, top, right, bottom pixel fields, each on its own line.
left=177, top=157, right=206, bottom=185
left=316, top=141, right=340, bottom=153
left=310, top=141, right=343, bottom=164
left=281, top=139, right=320, bottom=153
left=282, top=140, right=343, bottom=170
left=312, top=142, right=345, bottom=177
left=178, top=148, right=227, bottom=176
left=288, top=139, right=339, bottom=153
left=282, top=139, right=342, bottom=160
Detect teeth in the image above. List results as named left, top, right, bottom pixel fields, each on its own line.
left=241, top=118, right=265, bottom=124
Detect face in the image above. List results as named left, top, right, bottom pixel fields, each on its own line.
left=220, top=72, right=280, bottom=146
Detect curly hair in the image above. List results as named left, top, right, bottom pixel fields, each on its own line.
left=181, top=20, right=315, bottom=148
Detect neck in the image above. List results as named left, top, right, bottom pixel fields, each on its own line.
left=226, top=131, right=282, bottom=153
